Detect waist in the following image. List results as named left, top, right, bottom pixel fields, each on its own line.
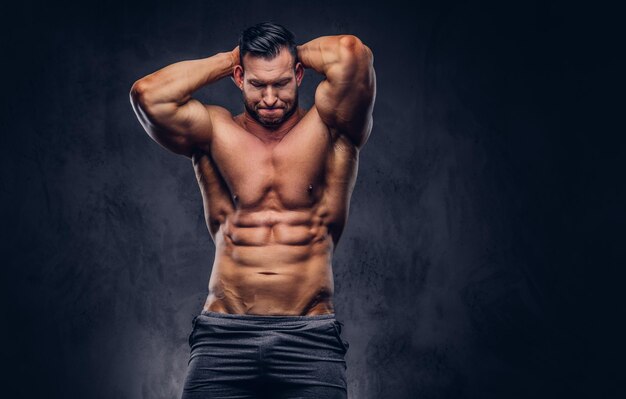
left=205, top=256, right=335, bottom=315
left=200, top=310, right=336, bottom=323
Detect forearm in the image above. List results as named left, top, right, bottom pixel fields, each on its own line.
left=131, top=50, right=238, bottom=106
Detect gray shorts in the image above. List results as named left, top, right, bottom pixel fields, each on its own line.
left=181, top=311, right=350, bottom=399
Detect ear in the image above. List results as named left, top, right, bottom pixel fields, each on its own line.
left=232, top=65, right=244, bottom=90
left=295, top=62, right=304, bottom=87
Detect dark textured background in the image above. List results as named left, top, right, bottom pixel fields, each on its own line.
left=1, top=0, right=623, bottom=398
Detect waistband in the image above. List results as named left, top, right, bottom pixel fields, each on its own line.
left=200, top=310, right=336, bottom=322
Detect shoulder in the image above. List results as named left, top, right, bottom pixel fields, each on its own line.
left=204, top=104, right=233, bottom=119
left=204, top=105, right=242, bottom=130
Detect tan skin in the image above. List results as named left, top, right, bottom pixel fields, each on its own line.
left=130, top=35, right=376, bottom=315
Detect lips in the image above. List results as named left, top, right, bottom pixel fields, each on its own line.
left=259, top=108, right=282, bottom=113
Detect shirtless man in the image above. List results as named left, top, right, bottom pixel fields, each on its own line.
left=130, top=22, right=375, bottom=399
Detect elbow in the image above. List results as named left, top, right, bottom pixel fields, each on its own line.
left=338, top=35, right=373, bottom=65
left=130, top=79, right=150, bottom=106
left=338, top=35, right=362, bottom=49
left=338, top=35, right=364, bottom=56
left=129, top=79, right=165, bottom=122
left=130, top=78, right=163, bottom=110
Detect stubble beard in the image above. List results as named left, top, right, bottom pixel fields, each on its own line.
left=243, top=92, right=299, bottom=128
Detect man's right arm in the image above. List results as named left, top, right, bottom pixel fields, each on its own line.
left=129, top=48, right=239, bottom=158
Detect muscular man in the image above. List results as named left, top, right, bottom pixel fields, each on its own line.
left=130, top=22, right=375, bottom=398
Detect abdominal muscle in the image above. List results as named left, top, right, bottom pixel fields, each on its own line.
left=202, top=208, right=337, bottom=316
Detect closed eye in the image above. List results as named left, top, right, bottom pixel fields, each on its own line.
left=249, top=79, right=290, bottom=88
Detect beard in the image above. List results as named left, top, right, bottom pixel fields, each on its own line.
left=243, top=92, right=299, bottom=128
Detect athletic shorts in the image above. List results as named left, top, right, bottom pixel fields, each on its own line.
left=181, top=310, right=350, bottom=399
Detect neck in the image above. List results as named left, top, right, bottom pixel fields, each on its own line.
left=242, top=108, right=305, bottom=143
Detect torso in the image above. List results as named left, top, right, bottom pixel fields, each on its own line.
left=191, top=106, right=359, bottom=316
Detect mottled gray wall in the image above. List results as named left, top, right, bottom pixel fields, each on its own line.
left=2, top=1, right=622, bottom=398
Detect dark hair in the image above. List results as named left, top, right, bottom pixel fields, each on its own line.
left=238, top=22, right=297, bottom=67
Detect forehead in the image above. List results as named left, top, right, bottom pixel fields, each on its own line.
left=242, top=50, right=294, bottom=81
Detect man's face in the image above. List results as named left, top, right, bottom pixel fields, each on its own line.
left=235, top=49, right=303, bottom=127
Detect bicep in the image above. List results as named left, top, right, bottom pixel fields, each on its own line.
left=131, top=91, right=214, bottom=158
left=314, top=42, right=376, bottom=148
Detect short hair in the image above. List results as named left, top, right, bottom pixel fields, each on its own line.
left=238, top=22, right=297, bottom=67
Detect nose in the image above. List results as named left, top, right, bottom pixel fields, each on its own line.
left=262, top=87, right=278, bottom=107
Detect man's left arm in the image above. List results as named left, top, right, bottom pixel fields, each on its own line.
left=297, top=35, right=376, bottom=148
